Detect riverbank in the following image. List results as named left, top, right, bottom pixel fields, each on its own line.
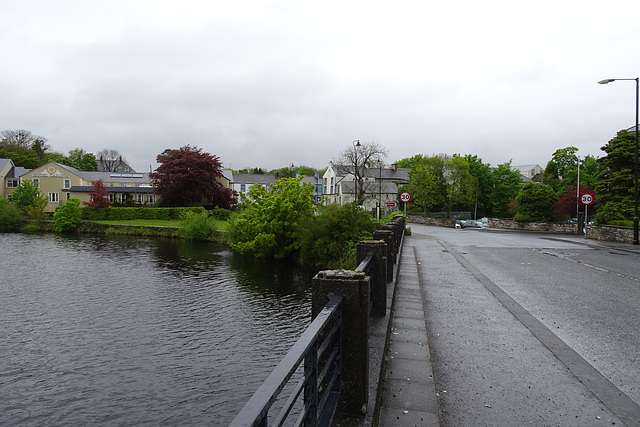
left=19, top=220, right=226, bottom=241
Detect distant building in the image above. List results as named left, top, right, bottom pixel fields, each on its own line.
left=97, top=156, right=136, bottom=173
left=512, top=164, right=543, bottom=181
left=2, top=160, right=154, bottom=212
left=230, top=173, right=277, bottom=203
left=322, top=161, right=410, bottom=216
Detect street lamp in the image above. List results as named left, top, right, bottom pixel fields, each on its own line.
left=598, top=77, right=640, bottom=245
left=353, top=140, right=361, bottom=205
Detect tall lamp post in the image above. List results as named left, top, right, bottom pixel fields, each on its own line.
left=353, top=140, right=361, bottom=205
left=599, top=77, right=640, bottom=245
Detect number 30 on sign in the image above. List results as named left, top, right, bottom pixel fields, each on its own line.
left=400, top=191, right=411, bottom=203
left=581, top=193, right=594, bottom=205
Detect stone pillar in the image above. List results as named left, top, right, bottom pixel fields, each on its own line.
left=312, top=270, right=370, bottom=417
left=356, top=240, right=387, bottom=317
left=373, top=229, right=394, bottom=284
left=393, top=214, right=405, bottom=233
left=382, top=222, right=399, bottom=260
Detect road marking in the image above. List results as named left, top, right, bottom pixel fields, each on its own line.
left=437, top=239, right=640, bottom=426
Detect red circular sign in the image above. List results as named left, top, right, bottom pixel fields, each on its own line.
left=400, top=191, right=411, bottom=203
left=581, top=193, right=594, bottom=205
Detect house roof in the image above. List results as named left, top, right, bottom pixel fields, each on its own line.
left=340, top=180, right=399, bottom=195
left=68, top=185, right=154, bottom=193
left=232, top=173, right=277, bottom=185
left=27, top=162, right=151, bottom=183
left=513, top=164, right=542, bottom=172
left=0, top=158, right=11, bottom=172
left=332, top=163, right=410, bottom=182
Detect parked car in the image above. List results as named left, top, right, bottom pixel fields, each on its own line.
left=455, top=219, right=466, bottom=229
left=465, top=220, right=483, bottom=228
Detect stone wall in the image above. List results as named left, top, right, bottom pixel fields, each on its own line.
left=487, top=218, right=578, bottom=234
left=406, top=215, right=455, bottom=227
left=407, top=214, right=636, bottom=244
left=586, top=225, right=634, bottom=244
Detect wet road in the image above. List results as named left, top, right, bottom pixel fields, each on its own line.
left=407, top=224, right=640, bottom=426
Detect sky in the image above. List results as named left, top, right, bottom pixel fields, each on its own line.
left=2, top=0, right=640, bottom=173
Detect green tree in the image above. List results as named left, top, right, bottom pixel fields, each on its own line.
left=395, top=154, right=424, bottom=169
left=595, top=130, right=635, bottom=224
left=67, top=149, right=98, bottom=171
left=24, top=194, right=48, bottom=220
left=405, top=155, right=447, bottom=213
left=12, top=179, right=47, bottom=218
left=0, top=198, right=24, bottom=231
left=227, top=177, right=315, bottom=259
left=579, top=155, right=600, bottom=188
left=0, top=144, right=42, bottom=168
left=297, top=203, right=379, bottom=268
left=465, top=155, right=493, bottom=218
left=490, top=161, right=523, bottom=218
left=446, top=155, right=475, bottom=212
left=514, top=182, right=558, bottom=222
left=53, top=198, right=83, bottom=232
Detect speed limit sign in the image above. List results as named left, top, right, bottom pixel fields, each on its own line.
left=581, top=193, right=594, bottom=205
left=400, top=191, right=411, bottom=203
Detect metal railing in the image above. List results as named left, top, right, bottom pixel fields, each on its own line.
left=232, top=215, right=405, bottom=425
left=229, top=295, right=343, bottom=427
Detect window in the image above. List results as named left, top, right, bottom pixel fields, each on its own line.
left=147, top=194, right=155, bottom=204
left=7, top=195, right=13, bottom=202
left=66, top=193, right=71, bottom=200
left=107, top=194, right=114, bottom=203
left=240, top=184, right=246, bottom=192
left=135, top=194, right=143, bottom=203
left=49, top=193, right=59, bottom=203
left=33, top=179, right=39, bottom=187
left=6, top=180, right=18, bottom=188
left=63, top=179, right=70, bottom=189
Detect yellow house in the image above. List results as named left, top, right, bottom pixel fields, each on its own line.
left=18, top=162, right=155, bottom=213
left=1, top=158, right=31, bottom=201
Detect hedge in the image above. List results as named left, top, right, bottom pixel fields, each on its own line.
left=81, top=206, right=206, bottom=221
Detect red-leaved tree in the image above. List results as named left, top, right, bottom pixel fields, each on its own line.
left=149, top=145, right=236, bottom=208
left=84, top=179, right=112, bottom=210
left=553, top=185, right=597, bottom=219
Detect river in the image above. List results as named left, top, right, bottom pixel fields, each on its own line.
left=0, top=233, right=314, bottom=426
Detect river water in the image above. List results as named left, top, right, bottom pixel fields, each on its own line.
left=0, top=233, right=314, bottom=426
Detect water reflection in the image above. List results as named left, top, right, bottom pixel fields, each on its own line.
left=0, top=233, right=314, bottom=426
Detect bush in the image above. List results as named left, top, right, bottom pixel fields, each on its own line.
left=297, top=203, right=379, bottom=269
left=53, top=198, right=83, bottom=232
left=179, top=210, right=218, bottom=241
left=0, top=198, right=24, bottom=232
left=210, top=206, right=231, bottom=220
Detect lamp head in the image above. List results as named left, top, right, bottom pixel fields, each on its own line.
left=598, top=79, right=616, bottom=84
left=354, top=139, right=361, bottom=147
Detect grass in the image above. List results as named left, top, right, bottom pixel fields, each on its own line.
left=90, top=218, right=229, bottom=231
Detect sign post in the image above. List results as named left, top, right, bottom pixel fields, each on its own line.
left=399, top=191, right=411, bottom=216
left=581, top=193, right=594, bottom=237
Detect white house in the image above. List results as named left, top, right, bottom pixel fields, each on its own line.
left=322, top=162, right=410, bottom=216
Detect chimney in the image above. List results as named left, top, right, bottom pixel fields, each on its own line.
left=391, top=163, right=397, bottom=171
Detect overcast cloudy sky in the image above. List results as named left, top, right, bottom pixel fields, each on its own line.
left=2, top=0, right=639, bottom=172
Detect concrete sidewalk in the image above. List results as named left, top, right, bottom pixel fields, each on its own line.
left=374, top=232, right=640, bottom=426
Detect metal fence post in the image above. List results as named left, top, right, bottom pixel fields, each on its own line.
left=312, top=270, right=370, bottom=417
